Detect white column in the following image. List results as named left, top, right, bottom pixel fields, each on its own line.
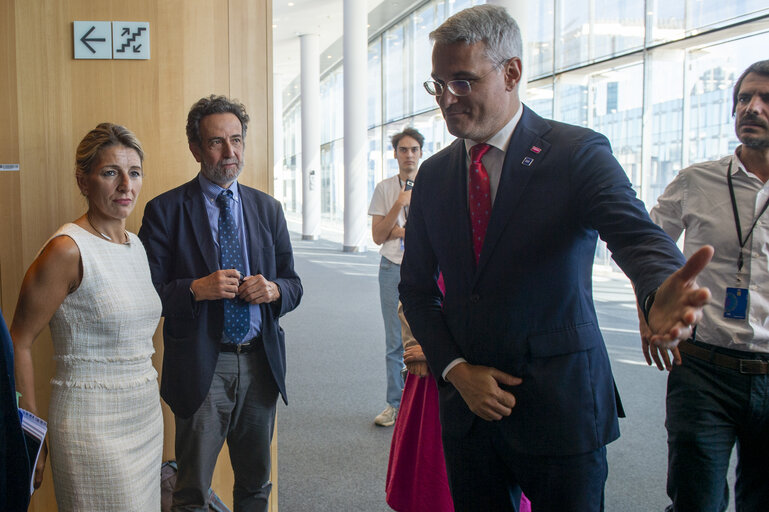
left=488, top=0, right=528, bottom=102
left=300, top=33, right=321, bottom=240
left=342, top=0, right=368, bottom=252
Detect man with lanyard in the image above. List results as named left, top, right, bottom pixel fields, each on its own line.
left=642, top=60, right=769, bottom=512
left=368, top=127, right=424, bottom=427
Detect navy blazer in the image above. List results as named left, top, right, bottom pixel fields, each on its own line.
left=400, top=106, right=684, bottom=456
left=1, top=309, right=31, bottom=511
left=139, top=177, right=302, bottom=418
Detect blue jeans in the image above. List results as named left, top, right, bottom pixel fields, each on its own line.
left=378, top=256, right=404, bottom=409
left=666, top=341, right=769, bottom=512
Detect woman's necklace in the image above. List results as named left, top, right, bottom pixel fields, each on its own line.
left=86, top=213, right=128, bottom=244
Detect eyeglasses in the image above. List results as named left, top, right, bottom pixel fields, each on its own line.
left=423, top=61, right=505, bottom=97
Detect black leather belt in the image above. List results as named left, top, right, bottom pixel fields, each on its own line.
left=679, top=340, right=769, bottom=375
left=220, top=335, right=261, bottom=354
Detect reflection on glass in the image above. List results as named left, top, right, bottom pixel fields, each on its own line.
left=282, top=104, right=301, bottom=214
left=527, top=82, right=554, bottom=119
left=593, top=0, right=644, bottom=60
left=686, top=0, right=769, bottom=32
left=384, top=24, right=409, bottom=122
left=557, top=0, right=589, bottom=70
left=369, top=40, right=382, bottom=128
left=413, top=2, right=445, bottom=113
left=368, top=127, right=382, bottom=204
left=648, top=49, right=685, bottom=204
left=555, top=74, right=588, bottom=127
left=649, top=0, right=769, bottom=44
left=320, top=68, right=344, bottom=144
left=529, top=0, right=554, bottom=79
left=558, top=0, right=644, bottom=71
left=648, top=0, right=685, bottom=44
left=320, top=139, right=345, bottom=222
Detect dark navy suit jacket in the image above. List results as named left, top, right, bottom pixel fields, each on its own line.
left=400, top=106, right=684, bottom=456
left=139, top=177, right=302, bottom=418
left=1, top=309, right=30, bottom=511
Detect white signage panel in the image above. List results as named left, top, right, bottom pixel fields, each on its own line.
left=73, top=21, right=112, bottom=59
left=112, top=22, right=150, bottom=60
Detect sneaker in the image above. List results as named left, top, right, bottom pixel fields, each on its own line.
left=374, top=405, right=398, bottom=427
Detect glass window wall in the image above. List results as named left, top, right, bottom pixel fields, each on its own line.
left=529, top=0, right=554, bottom=79
left=412, top=2, right=445, bottom=114
left=279, top=0, right=769, bottom=271
left=557, top=0, right=644, bottom=71
left=384, top=23, right=409, bottom=122
left=320, top=67, right=344, bottom=144
left=368, top=40, right=382, bottom=128
left=527, top=80, right=554, bottom=119
left=647, top=49, right=685, bottom=203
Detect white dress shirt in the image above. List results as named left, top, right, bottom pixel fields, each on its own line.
left=651, top=150, right=769, bottom=353
left=463, top=104, right=524, bottom=206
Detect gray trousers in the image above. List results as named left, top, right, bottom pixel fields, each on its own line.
left=172, top=346, right=279, bottom=512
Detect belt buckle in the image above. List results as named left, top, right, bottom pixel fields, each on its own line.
left=738, top=359, right=767, bottom=375
left=235, top=343, right=251, bottom=354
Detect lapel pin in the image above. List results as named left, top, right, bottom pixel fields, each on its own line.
left=522, top=156, right=534, bottom=166
left=530, top=146, right=542, bottom=154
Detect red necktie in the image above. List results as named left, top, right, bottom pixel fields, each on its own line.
left=468, top=143, right=492, bottom=263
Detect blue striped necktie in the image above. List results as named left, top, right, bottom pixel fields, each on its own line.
left=216, top=189, right=250, bottom=343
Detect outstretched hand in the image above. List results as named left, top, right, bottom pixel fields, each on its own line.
left=638, top=305, right=681, bottom=371
left=647, top=245, right=713, bottom=350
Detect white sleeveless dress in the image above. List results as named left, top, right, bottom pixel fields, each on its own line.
left=46, top=223, right=163, bottom=511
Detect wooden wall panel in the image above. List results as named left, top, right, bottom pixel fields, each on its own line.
left=229, top=0, right=274, bottom=195
left=0, top=0, right=22, bottom=317
left=2, top=1, right=276, bottom=510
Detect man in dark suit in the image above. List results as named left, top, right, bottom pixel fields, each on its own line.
left=399, top=6, right=712, bottom=511
left=1, top=309, right=30, bottom=512
left=139, top=95, right=302, bottom=512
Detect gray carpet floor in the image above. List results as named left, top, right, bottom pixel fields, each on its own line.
left=278, top=236, right=394, bottom=511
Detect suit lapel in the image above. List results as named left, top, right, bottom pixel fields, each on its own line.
left=475, top=107, right=553, bottom=279
left=184, top=178, right=219, bottom=274
left=446, top=140, right=476, bottom=277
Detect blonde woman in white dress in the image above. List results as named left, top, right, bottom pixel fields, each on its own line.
left=10, top=123, right=163, bottom=511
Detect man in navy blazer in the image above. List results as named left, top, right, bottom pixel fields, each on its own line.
left=399, top=6, right=712, bottom=511
left=139, top=95, right=302, bottom=511
left=1, top=309, right=30, bottom=512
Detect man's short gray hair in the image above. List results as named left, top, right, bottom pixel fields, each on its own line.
left=429, top=4, right=522, bottom=65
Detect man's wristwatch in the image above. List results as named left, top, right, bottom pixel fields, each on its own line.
left=642, top=288, right=657, bottom=324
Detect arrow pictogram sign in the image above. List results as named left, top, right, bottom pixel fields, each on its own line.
left=80, top=26, right=106, bottom=53
left=73, top=21, right=112, bottom=59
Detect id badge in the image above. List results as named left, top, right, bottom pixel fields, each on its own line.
left=400, top=238, right=405, bottom=251
left=724, top=287, right=748, bottom=319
